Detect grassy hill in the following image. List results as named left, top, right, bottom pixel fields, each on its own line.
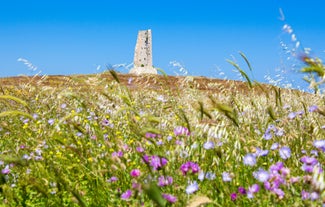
left=0, top=72, right=324, bottom=206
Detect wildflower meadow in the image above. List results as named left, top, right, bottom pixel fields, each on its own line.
left=1, top=57, right=325, bottom=207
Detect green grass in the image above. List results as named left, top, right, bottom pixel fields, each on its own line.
left=0, top=71, right=324, bottom=207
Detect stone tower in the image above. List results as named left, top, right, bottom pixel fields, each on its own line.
left=129, top=29, right=157, bottom=74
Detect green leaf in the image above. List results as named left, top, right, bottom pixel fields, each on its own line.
left=143, top=182, right=166, bottom=207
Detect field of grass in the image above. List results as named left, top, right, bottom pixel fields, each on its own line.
left=0, top=70, right=325, bottom=206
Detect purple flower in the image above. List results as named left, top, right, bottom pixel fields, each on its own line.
left=270, top=142, right=279, bottom=150
left=132, top=182, right=141, bottom=190
left=128, top=78, right=132, bottom=85
left=203, top=141, right=214, bottom=150
left=279, top=146, right=291, bottom=160
left=112, top=151, right=123, bottom=158
left=313, top=140, right=325, bottom=151
left=300, top=156, right=318, bottom=173
left=230, top=193, right=237, bottom=201
left=175, top=140, right=183, bottom=145
left=297, top=111, right=304, bottom=116
left=275, top=128, right=284, bottom=137
left=180, top=162, right=200, bottom=175
left=145, top=132, right=158, bottom=139
left=162, top=194, right=177, bottom=203
left=280, top=167, right=290, bottom=176
left=142, top=155, right=168, bottom=170
left=1, top=166, right=10, bottom=175
left=136, top=146, right=144, bottom=153
left=262, top=125, right=276, bottom=140
left=238, top=187, right=247, bottom=195
left=191, top=162, right=200, bottom=174
left=288, top=112, right=296, bottom=119
left=205, top=172, right=216, bottom=180
left=262, top=131, right=272, bottom=140
left=157, top=95, right=167, bottom=102
left=301, top=190, right=310, bottom=200
left=198, top=171, right=216, bottom=181
left=270, top=162, right=284, bottom=172
left=310, top=192, right=319, bottom=200
left=243, top=154, right=256, bottom=166
left=180, top=162, right=190, bottom=175
left=158, top=176, right=173, bottom=187
left=107, top=176, right=118, bottom=182
left=198, top=171, right=205, bottom=181
left=274, top=188, right=285, bottom=199
left=167, top=135, right=173, bottom=141
left=290, top=176, right=300, bottom=184
left=156, top=140, right=163, bottom=145
left=249, top=184, right=260, bottom=193
left=142, top=155, right=150, bottom=163
left=174, top=126, right=190, bottom=136
left=121, top=189, right=132, bottom=200
left=247, top=184, right=260, bottom=198
left=308, top=105, right=318, bottom=112
left=130, top=169, right=141, bottom=177
left=254, top=147, right=269, bottom=157
left=102, top=119, right=110, bottom=126
left=186, top=181, right=199, bottom=194
left=222, top=172, right=233, bottom=182
left=253, top=168, right=270, bottom=182
left=311, top=150, right=318, bottom=156
left=150, top=156, right=167, bottom=170
left=48, top=119, right=55, bottom=125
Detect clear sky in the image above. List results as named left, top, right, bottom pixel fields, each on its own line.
left=1, top=0, right=325, bottom=89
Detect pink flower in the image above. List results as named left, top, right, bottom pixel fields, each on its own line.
left=130, top=169, right=141, bottom=177
left=121, top=189, right=132, bottom=200
left=162, top=194, right=177, bottom=203
left=180, top=162, right=200, bottom=175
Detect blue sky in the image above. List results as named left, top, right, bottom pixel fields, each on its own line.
left=1, top=0, right=325, bottom=89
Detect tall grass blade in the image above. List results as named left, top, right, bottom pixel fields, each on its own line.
left=301, top=56, right=325, bottom=77
left=108, top=69, right=120, bottom=83
left=156, top=68, right=168, bottom=77
left=198, top=101, right=212, bottom=120
left=0, top=95, right=28, bottom=107
left=267, top=106, right=277, bottom=121
left=0, top=111, right=33, bottom=119
left=178, top=109, right=191, bottom=132
left=214, top=103, right=239, bottom=127
left=239, top=51, right=253, bottom=72
left=273, top=86, right=282, bottom=107
left=227, top=59, right=253, bottom=88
